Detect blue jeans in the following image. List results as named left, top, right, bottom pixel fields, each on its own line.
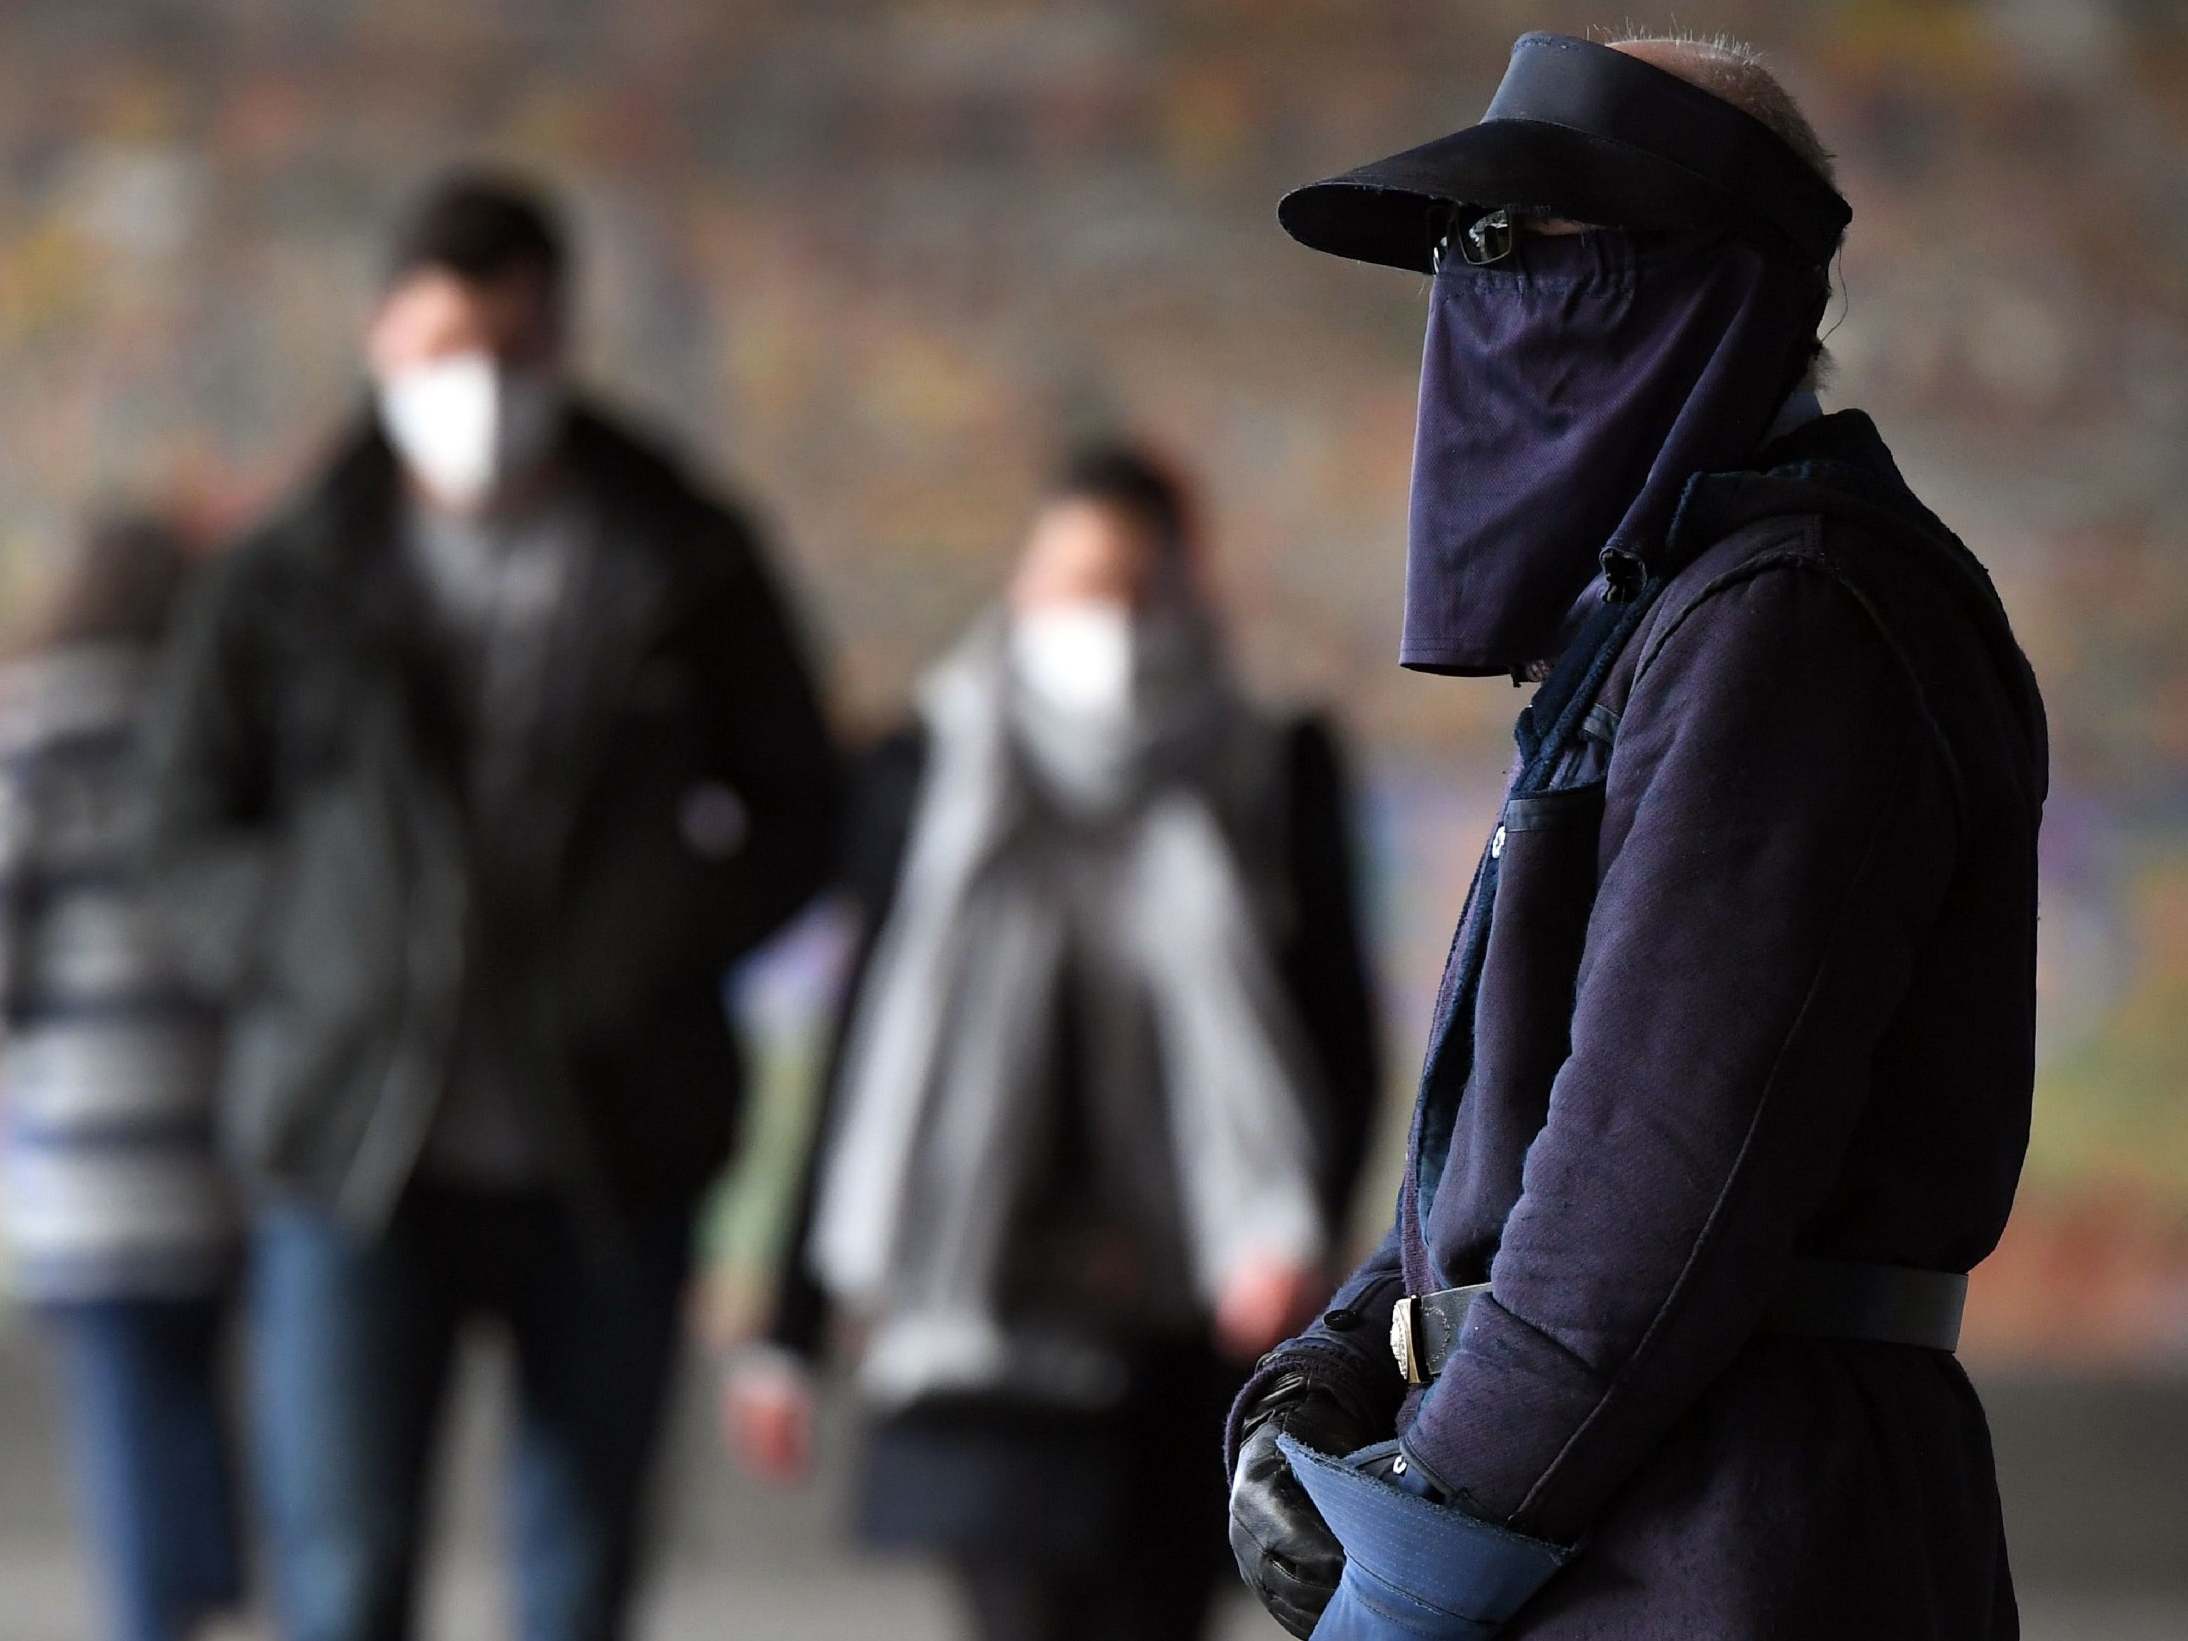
left=250, top=1189, right=693, bottom=1641
left=43, top=1295, right=246, bottom=1641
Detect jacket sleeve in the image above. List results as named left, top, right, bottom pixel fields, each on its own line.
left=1280, top=714, right=1385, bottom=1229
left=138, top=548, right=282, bottom=998
left=688, top=510, right=844, bottom=966
left=1407, top=556, right=1958, bottom=1544
left=1223, top=1221, right=1409, bottom=1474
left=763, top=726, right=928, bottom=1362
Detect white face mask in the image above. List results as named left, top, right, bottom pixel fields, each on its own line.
left=1010, top=602, right=1136, bottom=720
left=375, top=351, right=564, bottom=511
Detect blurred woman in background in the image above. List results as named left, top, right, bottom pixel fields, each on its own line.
left=0, top=514, right=243, bottom=1641
left=727, top=444, right=1382, bottom=1641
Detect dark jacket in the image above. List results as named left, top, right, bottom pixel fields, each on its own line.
left=771, top=709, right=1384, bottom=1367
left=1228, top=412, right=2047, bottom=1640
left=142, top=406, right=840, bottom=1225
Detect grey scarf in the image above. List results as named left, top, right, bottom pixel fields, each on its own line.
left=812, top=610, right=1328, bottom=1409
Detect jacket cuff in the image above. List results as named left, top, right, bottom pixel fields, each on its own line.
left=1279, top=1433, right=1573, bottom=1638
left=1223, top=1269, right=1408, bottom=1474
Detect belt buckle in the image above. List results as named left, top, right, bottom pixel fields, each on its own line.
left=1390, top=1295, right=1427, bottom=1386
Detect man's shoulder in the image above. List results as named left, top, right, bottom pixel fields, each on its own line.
left=566, top=403, right=764, bottom=562
left=1631, top=509, right=1840, bottom=679
left=1604, top=508, right=1926, bottom=736
left=1642, top=415, right=1996, bottom=669
left=213, top=421, right=392, bottom=594
left=202, top=505, right=344, bottom=622
left=1663, top=409, right=1990, bottom=598
left=1611, top=430, right=2042, bottom=774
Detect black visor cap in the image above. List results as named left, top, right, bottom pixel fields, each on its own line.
left=1279, top=33, right=1850, bottom=273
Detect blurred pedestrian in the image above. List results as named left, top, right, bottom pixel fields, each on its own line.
left=142, top=172, right=840, bottom=1641
left=727, top=445, right=1382, bottom=1641
left=1224, top=31, right=2049, bottom=1641
left=0, top=512, right=245, bottom=1641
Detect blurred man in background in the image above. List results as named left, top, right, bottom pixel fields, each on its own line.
left=0, top=514, right=243, bottom=1641
left=144, top=173, right=840, bottom=1641
left=1225, top=31, right=2047, bottom=1641
left=727, top=446, right=1382, bottom=1641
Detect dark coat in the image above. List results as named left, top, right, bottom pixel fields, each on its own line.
left=1230, top=411, right=2047, bottom=1640
left=142, top=407, right=841, bottom=1225
left=774, top=708, right=1384, bottom=1560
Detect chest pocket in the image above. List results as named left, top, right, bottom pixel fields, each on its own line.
left=1411, top=680, right=1625, bottom=1259
left=1477, top=700, right=1617, bottom=1048
left=1473, top=778, right=1606, bottom=1131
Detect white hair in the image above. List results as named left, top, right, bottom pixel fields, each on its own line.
left=1598, top=25, right=1837, bottom=184
left=1598, top=26, right=1841, bottom=386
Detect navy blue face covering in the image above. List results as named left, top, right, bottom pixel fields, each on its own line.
left=1401, top=228, right=1828, bottom=676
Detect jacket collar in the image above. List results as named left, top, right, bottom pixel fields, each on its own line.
left=270, top=402, right=727, bottom=812
left=1663, top=408, right=2044, bottom=746
left=286, top=399, right=721, bottom=593
left=1665, top=408, right=1959, bottom=564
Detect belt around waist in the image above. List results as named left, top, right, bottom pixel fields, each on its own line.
left=1389, top=1259, right=1968, bottom=1387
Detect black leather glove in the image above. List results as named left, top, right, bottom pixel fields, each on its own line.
left=1228, top=1371, right=1382, bottom=1639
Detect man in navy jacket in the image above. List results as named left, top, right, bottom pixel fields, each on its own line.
left=1225, top=32, right=2046, bottom=1641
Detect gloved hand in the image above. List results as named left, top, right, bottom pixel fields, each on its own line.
left=1228, top=1371, right=1384, bottom=1639
left=1277, top=1433, right=1574, bottom=1640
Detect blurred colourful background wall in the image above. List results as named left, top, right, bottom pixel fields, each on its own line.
left=2, top=0, right=2184, bottom=1364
